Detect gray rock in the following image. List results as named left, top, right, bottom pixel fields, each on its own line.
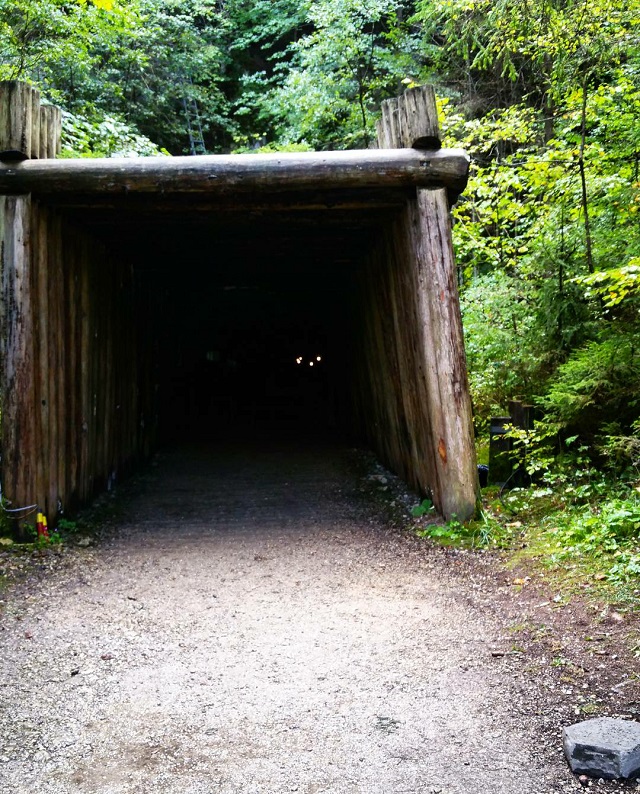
left=563, top=717, right=640, bottom=779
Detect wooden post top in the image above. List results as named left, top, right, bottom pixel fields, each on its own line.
left=376, top=85, right=441, bottom=150
left=0, top=81, right=61, bottom=162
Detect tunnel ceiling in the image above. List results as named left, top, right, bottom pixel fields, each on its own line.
left=39, top=185, right=412, bottom=269
left=46, top=186, right=412, bottom=327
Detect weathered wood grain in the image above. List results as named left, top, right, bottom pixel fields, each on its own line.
left=0, top=82, right=33, bottom=161
left=38, top=108, right=50, bottom=160
left=352, top=80, right=477, bottom=519
left=34, top=202, right=50, bottom=514
left=0, top=148, right=470, bottom=196
left=0, top=195, right=154, bottom=520
left=30, top=88, right=41, bottom=160
left=47, top=209, right=61, bottom=515
left=39, top=106, right=61, bottom=160
left=411, top=188, right=478, bottom=519
left=0, top=197, right=37, bottom=532
left=377, top=86, right=441, bottom=150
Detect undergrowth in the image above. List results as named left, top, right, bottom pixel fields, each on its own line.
left=413, top=462, right=640, bottom=609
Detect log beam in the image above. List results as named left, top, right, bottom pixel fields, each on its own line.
left=0, top=148, right=470, bottom=198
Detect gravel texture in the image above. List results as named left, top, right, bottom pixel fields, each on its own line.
left=0, top=440, right=635, bottom=793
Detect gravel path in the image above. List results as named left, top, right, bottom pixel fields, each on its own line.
left=0, top=441, right=581, bottom=793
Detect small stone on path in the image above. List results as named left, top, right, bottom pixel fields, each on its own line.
left=563, top=717, right=640, bottom=779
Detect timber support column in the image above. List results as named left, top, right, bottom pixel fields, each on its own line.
left=379, top=86, right=479, bottom=520
left=411, top=187, right=478, bottom=519
left=0, top=82, right=61, bottom=529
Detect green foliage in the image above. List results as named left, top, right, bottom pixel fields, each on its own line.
left=578, top=259, right=640, bottom=310
left=21, top=521, right=62, bottom=547
left=538, top=495, right=640, bottom=585
left=110, top=0, right=230, bottom=153
left=415, top=509, right=514, bottom=548
left=56, top=518, right=78, bottom=532
left=448, top=58, right=640, bottom=439
left=598, top=420, right=640, bottom=474
left=541, top=333, right=640, bottom=434
left=231, top=141, right=314, bottom=155
left=410, top=497, right=434, bottom=517
left=0, top=0, right=129, bottom=82
left=461, top=272, right=543, bottom=420
left=61, top=110, right=169, bottom=157
left=416, top=517, right=463, bottom=544
left=260, top=0, right=419, bottom=149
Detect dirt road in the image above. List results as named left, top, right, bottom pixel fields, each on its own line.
left=0, top=442, right=586, bottom=793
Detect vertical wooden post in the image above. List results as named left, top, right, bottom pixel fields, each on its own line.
left=0, top=196, right=37, bottom=525
left=410, top=188, right=478, bottom=519
left=30, top=88, right=41, bottom=159
left=78, top=235, right=91, bottom=502
left=39, top=109, right=50, bottom=160
left=361, top=84, right=478, bottom=520
left=0, top=82, right=34, bottom=161
left=0, top=85, right=40, bottom=524
left=39, top=105, right=62, bottom=159
left=0, top=81, right=60, bottom=161
left=33, top=201, right=50, bottom=514
left=376, top=85, right=441, bottom=150
left=47, top=211, right=63, bottom=514
left=65, top=234, right=79, bottom=506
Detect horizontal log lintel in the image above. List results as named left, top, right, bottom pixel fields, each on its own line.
left=0, top=148, right=469, bottom=198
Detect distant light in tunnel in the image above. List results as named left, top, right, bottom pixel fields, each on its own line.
left=309, top=362, right=314, bottom=367
left=295, top=357, right=303, bottom=364
left=316, top=356, right=322, bottom=361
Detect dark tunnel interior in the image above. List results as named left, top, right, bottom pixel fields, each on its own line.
left=141, top=227, right=358, bottom=443
left=69, top=193, right=408, bottom=447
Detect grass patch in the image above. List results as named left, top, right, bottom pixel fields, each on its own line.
left=500, top=489, right=640, bottom=608
left=412, top=480, right=640, bottom=609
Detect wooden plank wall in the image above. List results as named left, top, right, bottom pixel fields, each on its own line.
left=353, top=86, right=479, bottom=520
left=0, top=82, right=154, bottom=529
left=1, top=197, right=155, bottom=524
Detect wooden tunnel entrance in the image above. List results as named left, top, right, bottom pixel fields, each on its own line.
left=0, top=82, right=478, bottom=526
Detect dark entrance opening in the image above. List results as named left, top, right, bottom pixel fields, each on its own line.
left=80, top=198, right=398, bottom=446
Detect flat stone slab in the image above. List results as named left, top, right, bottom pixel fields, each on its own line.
left=563, top=717, right=640, bottom=779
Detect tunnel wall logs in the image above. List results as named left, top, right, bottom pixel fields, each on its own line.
left=0, top=83, right=155, bottom=526
left=0, top=195, right=155, bottom=523
left=352, top=191, right=478, bottom=519
left=352, top=87, right=478, bottom=520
